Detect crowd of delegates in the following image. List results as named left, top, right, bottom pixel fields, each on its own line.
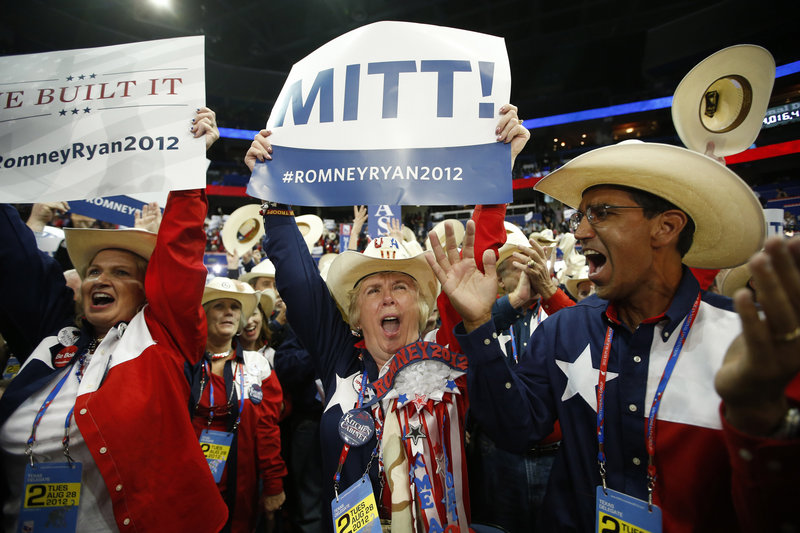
left=0, top=102, right=798, bottom=533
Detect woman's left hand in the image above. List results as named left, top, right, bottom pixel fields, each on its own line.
left=192, top=106, right=220, bottom=151
left=495, top=104, right=530, bottom=168
left=262, top=490, right=286, bottom=512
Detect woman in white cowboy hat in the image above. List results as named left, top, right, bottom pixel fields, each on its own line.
left=189, top=277, right=286, bottom=533
left=0, top=109, right=229, bottom=531
left=244, top=105, right=528, bottom=531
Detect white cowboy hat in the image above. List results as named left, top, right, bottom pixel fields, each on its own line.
left=296, top=214, right=325, bottom=252
left=530, top=229, right=558, bottom=246
left=239, top=259, right=276, bottom=285
left=496, top=222, right=531, bottom=266
left=317, top=252, right=339, bottom=281
left=425, top=219, right=465, bottom=251
left=202, top=277, right=258, bottom=320
left=325, top=236, right=438, bottom=324
left=256, top=288, right=276, bottom=317
left=65, top=227, right=157, bottom=278
left=221, top=204, right=265, bottom=256
left=564, top=265, right=592, bottom=299
left=672, top=44, right=775, bottom=157
left=534, top=140, right=764, bottom=269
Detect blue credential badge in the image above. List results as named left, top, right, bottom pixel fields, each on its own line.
left=338, top=409, right=375, bottom=447
left=331, top=476, right=381, bottom=533
left=596, top=486, right=662, bottom=533
left=18, top=462, right=82, bottom=533
left=199, top=429, right=234, bottom=483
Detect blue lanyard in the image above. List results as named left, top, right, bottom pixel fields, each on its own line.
left=596, top=293, right=701, bottom=503
left=203, top=360, right=246, bottom=430
left=508, top=325, right=519, bottom=364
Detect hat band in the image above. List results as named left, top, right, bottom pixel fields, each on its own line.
left=700, top=74, right=753, bottom=133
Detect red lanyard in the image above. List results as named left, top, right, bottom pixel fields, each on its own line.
left=596, top=293, right=701, bottom=506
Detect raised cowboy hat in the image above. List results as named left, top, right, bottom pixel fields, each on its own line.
left=424, top=219, right=465, bottom=251
left=239, top=258, right=276, bottom=285
left=534, top=140, right=764, bottom=269
left=202, top=277, right=258, bottom=320
left=672, top=45, right=775, bottom=157
left=65, top=227, right=157, bottom=279
left=496, top=221, right=531, bottom=266
left=325, top=236, right=438, bottom=325
left=295, top=214, right=324, bottom=252
left=221, top=204, right=265, bottom=256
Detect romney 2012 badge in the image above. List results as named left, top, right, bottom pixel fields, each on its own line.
left=249, top=384, right=263, bottom=405
left=338, top=409, right=375, bottom=447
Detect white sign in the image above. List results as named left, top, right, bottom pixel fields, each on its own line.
left=248, top=21, right=512, bottom=206
left=0, top=36, right=207, bottom=203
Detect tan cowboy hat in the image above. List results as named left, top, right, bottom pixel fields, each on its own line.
left=496, top=222, right=531, bottom=266
left=717, top=264, right=752, bottom=297
left=317, top=252, right=338, bottom=281
left=534, top=140, right=764, bottom=269
left=325, top=236, right=438, bottom=324
left=296, top=214, right=324, bottom=252
left=672, top=45, right=775, bottom=157
left=401, top=225, right=416, bottom=244
left=202, top=277, right=258, bottom=319
left=65, top=227, right=157, bottom=278
left=564, top=265, right=592, bottom=299
left=530, top=229, right=558, bottom=247
left=425, top=219, right=466, bottom=251
left=239, top=259, right=276, bottom=285
left=221, top=204, right=264, bottom=256
left=256, top=288, right=277, bottom=317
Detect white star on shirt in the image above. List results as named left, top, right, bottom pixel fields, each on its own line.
left=323, top=372, right=359, bottom=413
left=555, top=343, right=618, bottom=412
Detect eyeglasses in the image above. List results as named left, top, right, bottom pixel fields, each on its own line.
left=569, top=204, right=644, bottom=232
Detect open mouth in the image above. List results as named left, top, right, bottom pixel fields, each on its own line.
left=583, top=249, right=607, bottom=277
left=381, top=316, right=400, bottom=335
left=91, top=292, right=115, bottom=308
left=243, top=324, right=258, bottom=334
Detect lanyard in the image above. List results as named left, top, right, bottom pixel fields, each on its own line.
left=202, top=359, right=246, bottom=431
left=25, top=352, right=91, bottom=466
left=596, top=293, right=701, bottom=506
left=507, top=301, right=541, bottom=365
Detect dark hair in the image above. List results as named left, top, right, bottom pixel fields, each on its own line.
left=586, top=185, right=695, bottom=257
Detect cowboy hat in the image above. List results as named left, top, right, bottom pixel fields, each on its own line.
left=202, top=277, right=258, bottom=320
left=295, top=214, right=324, bottom=252
left=496, top=222, right=531, bottom=266
left=717, top=264, right=752, bottom=297
left=672, top=44, right=775, bottom=157
left=530, top=229, right=558, bottom=247
left=221, top=204, right=265, bottom=256
left=256, top=288, right=277, bottom=317
left=317, top=252, right=338, bottom=281
left=564, top=265, right=592, bottom=300
left=65, top=227, right=157, bottom=278
left=239, top=258, right=276, bottom=285
left=534, top=140, right=764, bottom=268
left=325, top=236, right=438, bottom=324
left=424, top=219, right=465, bottom=251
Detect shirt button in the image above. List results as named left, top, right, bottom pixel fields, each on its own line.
left=99, top=447, right=108, bottom=454
left=123, top=518, right=131, bottom=526
left=504, top=382, right=512, bottom=389
left=633, top=356, right=642, bottom=363
left=632, top=457, right=641, bottom=466
left=663, top=331, right=670, bottom=339
left=628, top=404, right=637, bottom=413
left=523, top=322, right=528, bottom=326
left=492, top=332, right=498, bottom=339
left=738, top=448, right=753, bottom=461
left=79, top=408, right=87, bottom=415
left=483, top=339, right=491, bottom=345
left=523, top=342, right=527, bottom=347
left=115, top=484, right=123, bottom=492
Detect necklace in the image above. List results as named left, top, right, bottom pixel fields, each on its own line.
left=209, top=349, right=232, bottom=360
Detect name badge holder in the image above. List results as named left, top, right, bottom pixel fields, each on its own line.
left=594, top=294, right=700, bottom=533
left=19, top=353, right=90, bottom=533
left=197, top=361, right=245, bottom=483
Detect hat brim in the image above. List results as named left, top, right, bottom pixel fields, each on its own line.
left=672, top=45, right=775, bottom=157
left=256, top=289, right=276, bottom=317
left=718, top=264, right=752, bottom=297
left=325, top=251, right=438, bottom=325
left=239, top=259, right=276, bottom=285
left=65, top=227, right=157, bottom=278
left=296, top=215, right=324, bottom=252
left=201, top=288, right=258, bottom=321
left=222, top=204, right=265, bottom=256
left=425, top=220, right=465, bottom=251
left=534, top=142, right=764, bottom=269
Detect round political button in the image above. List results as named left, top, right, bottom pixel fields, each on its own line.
left=57, top=326, right=80, bottom=347
left=249, top=384, right=263, bottom=404
left=338, top=409, right=375, bottom=447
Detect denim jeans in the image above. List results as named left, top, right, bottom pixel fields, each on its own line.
left=468, top=431, right=556, bottom=533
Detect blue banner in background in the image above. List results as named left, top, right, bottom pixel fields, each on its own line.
left=69, top=195, right=153, bottom=227
left=368, top=204, right=400, bottom=238
left=247, top=142, right=511, bottom=206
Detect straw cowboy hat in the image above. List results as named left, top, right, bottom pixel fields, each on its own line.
left=398, top=225, right=424, bottom=256
left=564, top=264, right=592, bottom=300
left=221, top=204, right=265, bottom=256
left=325, top=236, right=438, bottom=324
left=672, top=44, right=775, bottom=157
left=202, top=277, right=258, bottom=320
left=256, top=288, right=277, bottom=317
left=496, top=222, right=531, bottom=266
left=534, top=140, right=764, bottom=269
left=65, top=227, right=157, bottom=278
left=717, top=264, right=752, bottom=298
left=239, top=259, right=276, bottom=285
left=424, top=219, right=466, bottom=251
left=530, top=229, right=558, bottom=247
left=317, top=253, right=339, bottom=281
left=295, top=214, right=325, bottom=252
